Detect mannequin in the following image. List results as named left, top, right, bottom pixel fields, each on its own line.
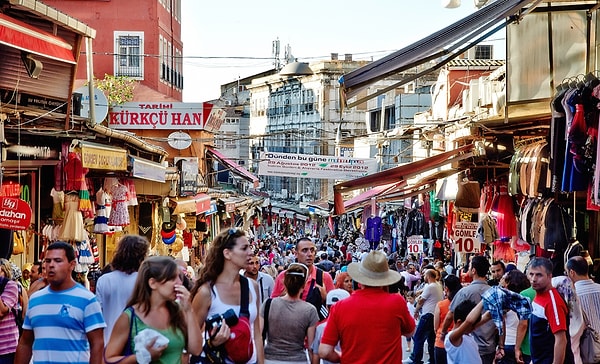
left=564, top=238, right=583, bottom=268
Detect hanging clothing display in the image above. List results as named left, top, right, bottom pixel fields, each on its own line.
left=50, top=188, right=64, bottom=222
left=59, top=193, right=87, bottom=241
left=108, top=181, right=130, bottom=227
left=93, top=188, right=110, bottom=234
left=490, top=180, right=517, bottom=240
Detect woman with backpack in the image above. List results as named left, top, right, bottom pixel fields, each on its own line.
left=261, top=263, right=319, bottom=364
left=190, top=229, right=264, bottom=364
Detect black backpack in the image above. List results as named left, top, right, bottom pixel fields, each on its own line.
left=304, top=268, right=328, bottom=321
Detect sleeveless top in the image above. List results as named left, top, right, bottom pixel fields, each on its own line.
left=126, top=308, right=185, bottom=364
left=207, top=282, right=258, bottom=364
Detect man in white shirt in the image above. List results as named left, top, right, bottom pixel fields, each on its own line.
left=244, top=254, right=274, bottom=303
left=567, top=255, right=600, bottom=361
left=408, top=269, right=443, bottom=364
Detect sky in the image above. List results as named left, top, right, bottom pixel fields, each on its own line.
left=181, top=0, right=499, bottom=102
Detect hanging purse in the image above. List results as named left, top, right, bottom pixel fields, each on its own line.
left=12, top=231, right=24, bottom=255
left=454, top=179, right=481, bottom=208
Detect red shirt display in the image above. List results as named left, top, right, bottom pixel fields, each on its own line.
left=322, top=288, right=416, bottom=363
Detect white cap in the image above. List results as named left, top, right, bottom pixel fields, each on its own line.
left=326, top=288, right=350, bottom=305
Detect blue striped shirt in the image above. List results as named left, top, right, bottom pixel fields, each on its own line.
left=24, top=283, right=106, bottom=364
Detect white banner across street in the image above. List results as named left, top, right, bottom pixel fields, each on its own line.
left=258, top=152, right=378, bottom=180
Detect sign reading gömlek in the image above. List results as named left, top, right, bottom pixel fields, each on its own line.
left=109, top=102, right=207, bottom=130
left=258, top=152, right=378, bottom=180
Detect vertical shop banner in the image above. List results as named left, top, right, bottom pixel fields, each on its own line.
left=452, top=221, right=480, bottom=253
left=407, top=235, right=423, bottom=255
left=0, top=198, right=32, bottom=230
left=258, top=152, right=378, bottom=180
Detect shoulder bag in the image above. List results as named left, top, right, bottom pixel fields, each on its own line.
left=581, top=308, right=600, bottom=364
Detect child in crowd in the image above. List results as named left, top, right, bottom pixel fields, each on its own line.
left=444, top=300, right=482, bottom=364
left=405, top=291, right=416, bottom=352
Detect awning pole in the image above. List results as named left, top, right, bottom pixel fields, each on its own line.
left=86, top=37, right=96, bottom=126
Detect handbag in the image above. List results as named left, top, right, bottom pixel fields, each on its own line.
left=454, top=179, right=481, bottom=208
left=581, top=309, right=600, bottom=364
left=104, top=307, right=137, bottom=364
left=12, top=231, right=24, bottom=255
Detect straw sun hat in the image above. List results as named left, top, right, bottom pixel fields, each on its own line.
left=347, top=250, right=401, bottom=287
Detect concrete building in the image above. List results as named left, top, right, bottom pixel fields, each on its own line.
left=246, top=56, right=370, bottom=203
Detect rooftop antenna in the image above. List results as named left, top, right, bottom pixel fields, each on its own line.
left=284, top=44, right=295, bottom=64
left=272, top=38, right=281, bottom=71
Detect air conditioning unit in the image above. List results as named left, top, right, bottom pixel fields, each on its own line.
left=479, top=77, right=493, bottom=107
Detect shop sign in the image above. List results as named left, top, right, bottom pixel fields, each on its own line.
left=407, top=235, right=423, bottom=254
left=0, top=197, right=31, bottom=230
left=258, top=151, right=378, bottom=180
left=225, top=202, right=236, bottom=213
left=80, top=142, right=127, bottom=171
left=195, top=194, right=211, bottom=214
left=176, top=158, right=198, bottom=197
left=452, top=221, right=479, bottom=253
left=204, top=107, right=226, bottom=132
left=109, top=102, right=205, bottom=130
left=0, top=89, right=68, bottom=113
left=205, top=202, right=218, bottom=216
left=130, top=156, right=166, bottom=183
left=4, top=145, right=58, bottom=160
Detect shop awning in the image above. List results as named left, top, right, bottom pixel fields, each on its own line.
left=206, top=147, right=259, bottom=188
left=333, top=144, right=475, bottom=215
left=377, top=169, right=460, bottom=203
left=340, top=0, right=538, bottom=105
left=343, top=181, right=407, bottom=212
left=0, top=13, right=76, bottom=64
left=130, top=156, right=166, bottom=183
left=172, top=194, right=211, bottom=215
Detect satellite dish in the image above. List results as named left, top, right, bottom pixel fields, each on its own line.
left=74, top=86, right=109, bottom=124
left=168, top=131, right=192, bottom=150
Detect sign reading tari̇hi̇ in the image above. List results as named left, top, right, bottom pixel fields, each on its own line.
left=109, top=102, right=205, bottom=130
left=258, top=152, right=378, bottom=180
left=0, top=198, right=32, bottom=230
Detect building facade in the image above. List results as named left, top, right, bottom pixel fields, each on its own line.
left=246, top=57, right=369, bottom=203
left=43, top=0, right=183, bottom=102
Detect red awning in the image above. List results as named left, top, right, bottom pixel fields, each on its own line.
left=0, top=13, right=76, bottom=64
left=333, top=144, right=475, bottom=215
left=206, top=147, right=259, bottom=188
left=344, top=181, right=406, bottom=211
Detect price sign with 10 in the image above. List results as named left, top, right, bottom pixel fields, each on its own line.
left=407, top=235, right=423, bottom=254
left=452, top=221, right=479, bottom=253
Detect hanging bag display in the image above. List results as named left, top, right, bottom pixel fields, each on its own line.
left=454, top=179, right=481, bottom=208
left=12, top=231, right=24, bottom=255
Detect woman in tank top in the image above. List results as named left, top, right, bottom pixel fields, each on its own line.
left=190, top=229, right=264, bottom=364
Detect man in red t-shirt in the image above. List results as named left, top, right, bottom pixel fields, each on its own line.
left=319, top=251, right=416, bottom=363
left=271, top=237, right=334, bottom=301
left=528, top=257, right=574, bottom=364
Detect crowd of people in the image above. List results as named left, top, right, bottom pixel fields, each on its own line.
left=1, top=230, right=600, bottom=364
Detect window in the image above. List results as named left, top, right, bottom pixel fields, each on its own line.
left=224, top=132, right=236, bottom=149
left=114, top=31, right=144, bottom=79
left=474, top=45, right=493, bottom=60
